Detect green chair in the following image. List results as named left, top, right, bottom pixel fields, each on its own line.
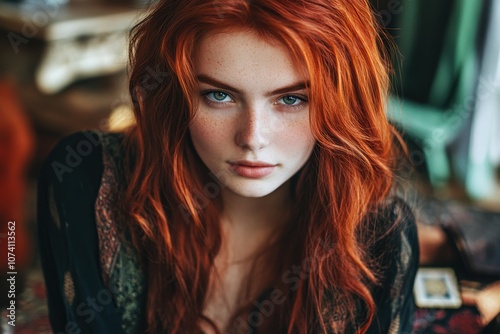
left=386, top=0, right=484, bottom=187
left=464, top=0, right=500, bottom=200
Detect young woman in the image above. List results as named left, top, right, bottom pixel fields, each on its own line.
left=38, top=0, right=419, bottom=333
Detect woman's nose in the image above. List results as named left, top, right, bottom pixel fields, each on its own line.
left=234, top=106, right=270, bottom=151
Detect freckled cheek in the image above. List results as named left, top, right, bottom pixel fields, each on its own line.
left=189, top=117, right=232, bottom=153
left=275, top=121, right=315, bottom=155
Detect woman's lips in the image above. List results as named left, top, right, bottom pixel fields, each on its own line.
left=229, top=160, right=276, bottom=178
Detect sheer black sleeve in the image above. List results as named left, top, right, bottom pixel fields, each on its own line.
left=366, top=197, right=419, bottom=334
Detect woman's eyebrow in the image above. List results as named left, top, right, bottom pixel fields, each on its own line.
left=266, top=82, right=309, bottom=97
left=197, top=74, right=241, bottom=94
left=197, top=74, right=309, bottom=96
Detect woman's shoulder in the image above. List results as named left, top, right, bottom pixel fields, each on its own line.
left=38, top=130, right=128, bottom=247
left=39, top=130, right=129, bottom=259
left=370, top=196, right=418, bottom=248
left=379, top=196, right=416, bottom=225
left=37, top=130, right=145, bottom=333
left=41, top=130, right=125, bottom=187
left=362, top=196, right=419, bottom=333
left=365, top=195, right=419, bottom=289
left=37, top=130, right=127, bottom=245
left=368, top=196, right=419, bottom=270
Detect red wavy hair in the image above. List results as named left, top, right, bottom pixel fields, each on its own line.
left=124, top=0, right=396, bottom=332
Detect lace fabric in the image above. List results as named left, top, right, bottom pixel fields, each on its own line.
left=38, top=130, right=418, bottom=334
left=95, top=132, right=146, bottom=334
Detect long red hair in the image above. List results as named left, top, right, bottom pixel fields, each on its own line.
left=124, top=0, right=396, bottom=332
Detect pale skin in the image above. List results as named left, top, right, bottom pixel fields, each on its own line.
left=189, top=29, right=316, bottom=332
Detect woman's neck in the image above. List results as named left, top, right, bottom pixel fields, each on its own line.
left=202, top=182, right=293, bottom=333
left=218, top=180, right=292, bottom=264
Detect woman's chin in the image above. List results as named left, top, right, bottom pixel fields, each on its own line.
left=219, top=178, right=291, bottom=200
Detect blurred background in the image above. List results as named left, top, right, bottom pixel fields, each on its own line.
left=0, top=0, right=499, bottom=333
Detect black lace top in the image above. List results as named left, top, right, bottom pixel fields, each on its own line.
left=38, top=130, right=419, bottom=333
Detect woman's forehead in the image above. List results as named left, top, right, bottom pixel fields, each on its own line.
left=194, top=29, right=309, bottom=92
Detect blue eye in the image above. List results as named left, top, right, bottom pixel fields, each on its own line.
left=281, top=96, right=299, bottom=105
left=277, top=95, right=307, bottom=106
left=204, top=91, right=233, bottom=103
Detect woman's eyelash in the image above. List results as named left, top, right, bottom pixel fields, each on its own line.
left=275, top=95, right=309, bottom=111
left=278, top=95, right=308, bottom=104
left=201, top=90, right=233, bottom=105
left=200, top=91, right=308, bottom=110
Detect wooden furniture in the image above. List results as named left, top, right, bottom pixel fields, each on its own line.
left=0, top=1, right=143, bottom=93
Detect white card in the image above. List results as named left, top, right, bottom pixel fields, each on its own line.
left=414, top=268, right=462, bottom=309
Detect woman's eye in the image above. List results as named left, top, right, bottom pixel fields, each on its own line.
left=277, top=95, right=306, bottom=106
left=204, top=91, right=233, bottom=103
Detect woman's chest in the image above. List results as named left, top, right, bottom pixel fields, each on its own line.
left=201, top=265, right=250, bottom=333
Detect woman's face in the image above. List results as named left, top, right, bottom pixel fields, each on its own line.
left=189, top=29, right=315, bottom=198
